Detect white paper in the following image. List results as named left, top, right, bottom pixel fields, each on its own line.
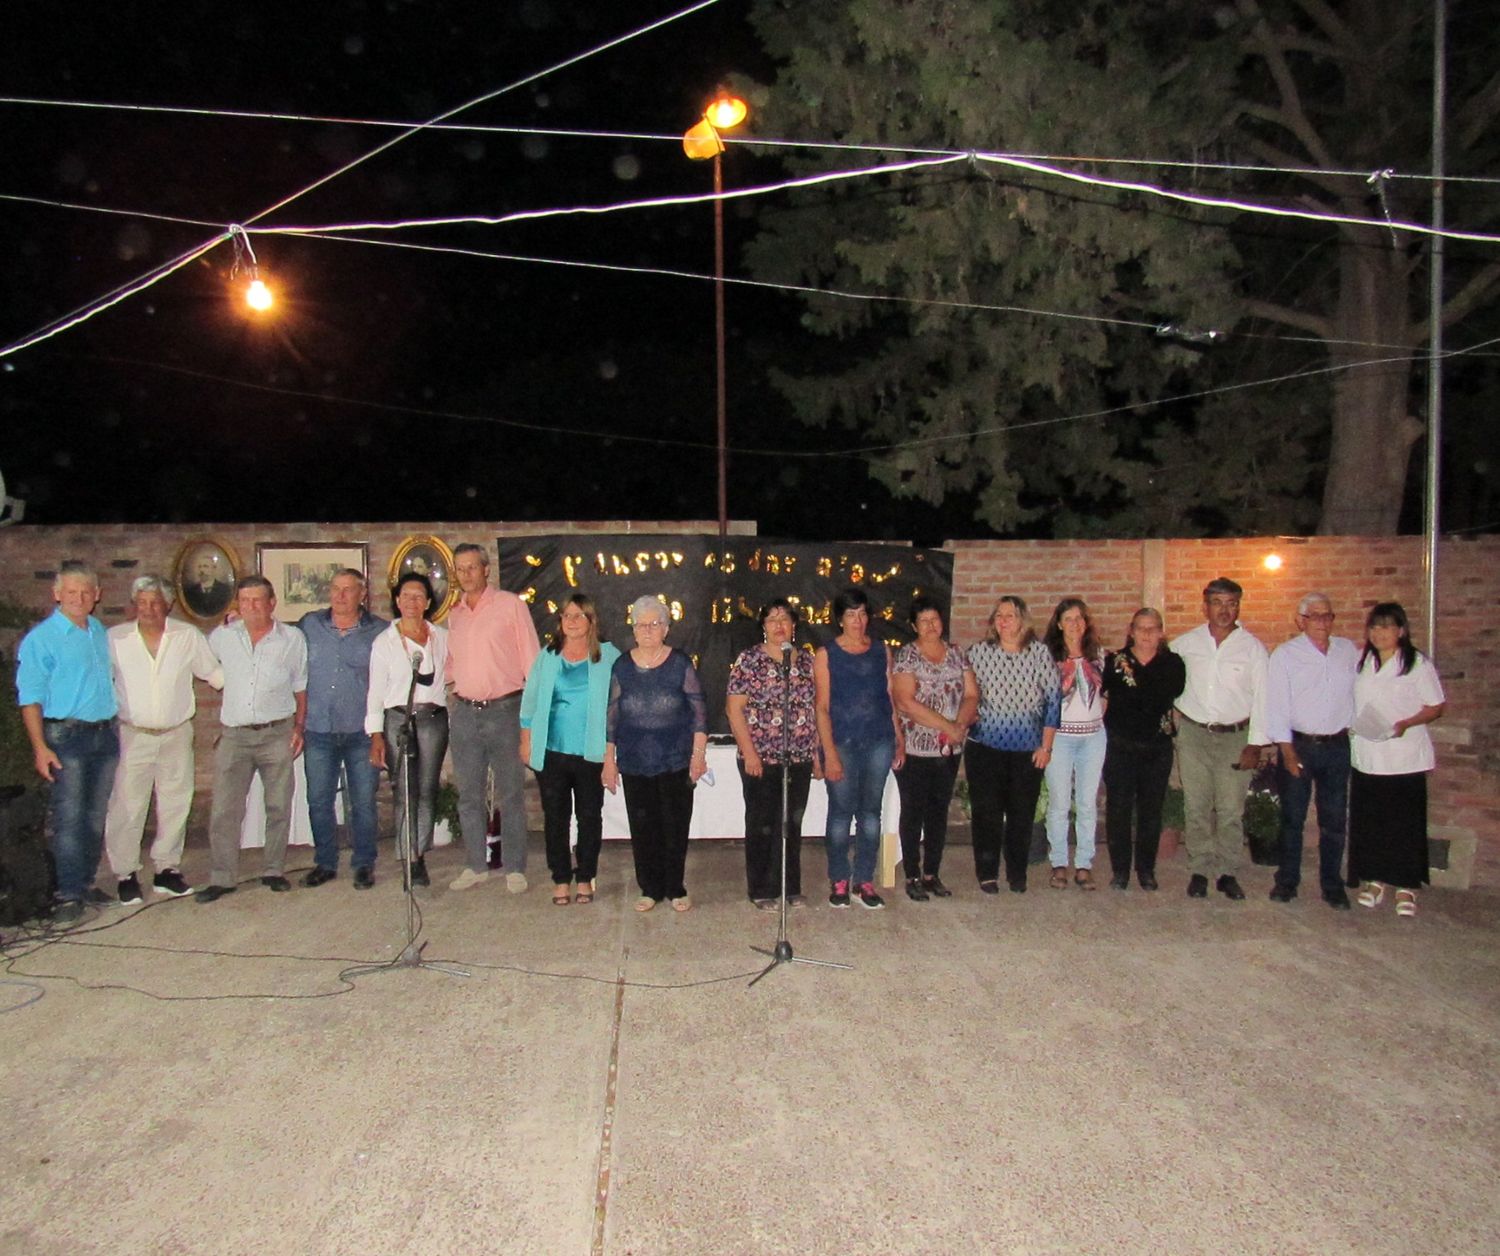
left=1350, top=703, right=1394, bottom=741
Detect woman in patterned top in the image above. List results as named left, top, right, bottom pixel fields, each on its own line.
left=1042, top=598, right=1107, bottom=890
left=964, top=595, right=1061, bottom=893
left=892, top=596, right=978, bottom=901
left=727, top=598, right=818, bottom=909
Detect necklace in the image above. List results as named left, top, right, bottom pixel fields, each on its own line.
left=638, top=645, right=668, bottom=668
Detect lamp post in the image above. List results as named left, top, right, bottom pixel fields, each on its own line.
left=684, top=89, right=749, bottom=545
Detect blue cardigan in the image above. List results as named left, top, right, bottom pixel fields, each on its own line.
left=519, top=641, right=621, bottom=770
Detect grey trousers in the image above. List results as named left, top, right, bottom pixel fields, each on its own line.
left=207, top=718, right=295, bottom=887
left=1175, top=718, right=1249, bottom=879
left=449, top=695, right=527, bottom=874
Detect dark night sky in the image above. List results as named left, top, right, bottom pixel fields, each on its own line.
left=1, top=0, right=961, bottom=541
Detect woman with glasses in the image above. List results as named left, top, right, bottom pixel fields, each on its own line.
left=604, top=595, right=708, bottom=912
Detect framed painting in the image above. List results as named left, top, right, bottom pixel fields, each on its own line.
left=172, top=537, right=240, bottom=625
left=256, top=542, right=369, bottom=623
left=387, top=534, right=457, bottom=623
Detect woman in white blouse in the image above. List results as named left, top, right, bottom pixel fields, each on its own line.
left=1348, top=603, right=1445, bottom=919
left=367, top=573, right=450, bottom=888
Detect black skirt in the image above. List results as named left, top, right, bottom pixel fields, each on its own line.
left=1348, top=769, right=1429, bottom=889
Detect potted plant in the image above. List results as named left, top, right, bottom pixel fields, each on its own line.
left=1243, top=762, right=1282, bottom=866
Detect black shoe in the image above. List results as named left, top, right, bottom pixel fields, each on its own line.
left=904, top=878, right=930, bottom=902
left=1269, top=882, right=1296, bottom=903
left=84, top=887, right=115, bottom=906
left=1109, top=872, right=1129, bottom=891
left=153, top=869, right=192, bottom=897
left=1138, top=873, right=1159, bottom=892
left=353, top=866, right=375, bottom=890
left=1187, top=874, right=1209, bottom=898
left=829, top=880, right=851, bottom=908
left=1216, top=875, right=1246, bottom=901
left=979, top=879, right=1001, bottom=895
left=922, top=875, right=952, bottom=898
left=410, top=856, right=430, bottom=887
left=1008, top=879, right=1027, bottom=894
left=195, top=884, right=236, bottom=904
left=51, top=899, right=84, bottom=926
left=302, top=866, right=337, bottom=888
left=752, top=897, right=778, bottom=911
left=1323, top=887, right=1352, bottom=910
left=118, top=874, right=143, bottom=904
left=262, top=875, right=292, bottom=892
left=856, top=882, right=885, bottom=909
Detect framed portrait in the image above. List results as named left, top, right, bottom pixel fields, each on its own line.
left=387, top=534, right=458, bottom=622
left=256, top=542, right=369, bottom=623
left=172, top=537, right=240, bottom=625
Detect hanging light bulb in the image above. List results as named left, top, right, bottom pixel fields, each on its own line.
left=245, top=273, right=273, bottom=311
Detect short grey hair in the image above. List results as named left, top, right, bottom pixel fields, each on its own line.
left=631, top=595, right=670, bottom=626
left=236, top=574, right=275, bottom=596
left=130, top=574, right=172, bottom=601
left=454, top=542, right=489, bottom=568
left=332, top=567, right=366, bottom=587
left=55, top=560, right=99, bottom=588
left=1296, top=591, right=1334, bottom=616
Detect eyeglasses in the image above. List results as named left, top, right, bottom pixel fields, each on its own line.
left=635, top=620, right=667, bottom=631
left=1302, top=612, right=1335, bottom=622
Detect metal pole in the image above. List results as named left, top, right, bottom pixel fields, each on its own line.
left=1423, top=0, right=1446, bottom=657
left=714, top=152, right=728, bottom=546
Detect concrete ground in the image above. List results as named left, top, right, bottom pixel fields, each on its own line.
left=1, top=837, right=1497, bottom=1256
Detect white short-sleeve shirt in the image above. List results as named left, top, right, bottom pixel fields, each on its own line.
left=1350, top=652, right=1445, bottom=776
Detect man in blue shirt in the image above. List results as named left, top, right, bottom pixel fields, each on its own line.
left=298, top=569, right=387, bottom=889
left=15, top=562, right=120, bottom=925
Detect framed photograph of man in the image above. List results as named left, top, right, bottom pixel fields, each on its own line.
left=256, top=542, right=369, bottom=623
left=173, top=538, right=240, bottom=624
left=387, top=534, right=457, bottom=622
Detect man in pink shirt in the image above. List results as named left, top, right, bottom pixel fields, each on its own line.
left=444, top=542, right=541, bottom=892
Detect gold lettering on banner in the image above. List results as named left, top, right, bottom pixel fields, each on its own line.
left=545, top=599, right=559, bottom=614
left=849, top=563, right=865, bottom=583
left=520, top=587, right=537, bottom=604
left=816, top=557, right=832, bottom=578
left=669, top=600, right=684, bottom=621
left=880, top=604, right=895, bottom=621
left=704, top=553, right=718, bottom=569
left=563, top=555, right=586, bottom=588
left=524, top=553, right=543, bottom=568
left=710, top=598, right=734, bottom=624
left=634, top=553, right=652, bottom=572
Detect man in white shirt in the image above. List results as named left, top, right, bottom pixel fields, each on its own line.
left=103, top=575, right=223, bottom=903
left=195, top=577, right=308, bottom=903
left=1171, top=577, right=1269, bottom=901
left=1264, top=592, right=1359, bottom=910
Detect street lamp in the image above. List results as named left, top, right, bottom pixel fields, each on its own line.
left=683, top=88, right=749, bottom=544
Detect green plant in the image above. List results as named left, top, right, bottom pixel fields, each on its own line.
left=434, top=781, right=461, bottom=837
left=1161, top=785, right=1185, bottom=831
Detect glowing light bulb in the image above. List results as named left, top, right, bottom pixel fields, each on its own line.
left=246, top=278, right=273, bottom=311
left=1263, top=553, right=1283, bottom=572
left=705, top=91, right=748, bottom=130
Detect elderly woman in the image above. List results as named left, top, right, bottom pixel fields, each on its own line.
left=964, top=595, right=1061, bottom=894
left=1101, top=608, right=1186, bottom=891
left=1348, top=602, right=1445, bottom=919
left=367, top=573, right=448, bottom=888
left=603, top=596, right=708, bottom=912
left=892, top=596, right=977, bottom=901
left=727, top=598, right=818, bottom=909
left=1042, top=598, right=1107, bottom=890
left=520, top=594, right=621, bottom=906
left=815, top=587, right=904, bottom=909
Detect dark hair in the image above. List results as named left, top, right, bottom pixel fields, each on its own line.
left=547, top=592, right=602, bottom=662
left=832, top=587, right=871, bottom=623
left=758, top=597, right=797, bottom=628
left=908, top=595, right=946, bottom=631
left=1360, top=601, right=1419, bottom=676
left=983, top=595, right=1034, bottom=647
left=390, top=572, right=437, bottom=620
left=1203, top=577, right=1243, bottom=601
left=1044, top=597, right=1100, bottom=662
left=235, top=574, right=274, bottom=596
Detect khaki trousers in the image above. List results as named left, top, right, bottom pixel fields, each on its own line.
left=1175, top=718, right=1249, bottom=879
left=104, top=722, right=196, bottom=878
left=207, top=718, right=295, bottom=887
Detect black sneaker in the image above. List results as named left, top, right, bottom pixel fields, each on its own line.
left=856, top=883, right=885, bottom=909
left=118, top=874, right=143, bottom=904
left=410, top=856, right=430, bottom=887
left=922, top=875, right=953, bottom=898
left=828, top=880, right=851, bottom=908
left=1187, top=874, right=1209, bottom=898
left=152, top=869, right=192, bottom=897
left=353, top=865, right=375, bottom=890
left=904, top=878, right=930, bottom=902
left=52, top=900, right=85, bottom=926
left=84, top=887, right=115, bottom=906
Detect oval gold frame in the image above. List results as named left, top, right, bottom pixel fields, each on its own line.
left=171, top=536, right=242, bottom=626
left=387, top=534, right=458, bottom=623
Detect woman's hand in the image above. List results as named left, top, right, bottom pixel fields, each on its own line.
left=823, top=748, right=844, bottom=783
left=519, top=728, right=531, bottom=764
left=689, top=748, right=709, bottom=783
left=602, top=760, right=619, bottom=794
left=1031, top=745, right=1052, bottom=770
left=742, top=748, right=764, bottom=778
left=369, top=732, right=387, bottom=770
left=1391, top=718, right=1410, bottom=738
left=892, top=742, right=906, bottom=772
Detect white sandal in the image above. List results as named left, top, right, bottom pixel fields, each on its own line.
left=1395, top=889, right=1417, bottom=918
left=1357, top=881, right=1386, bottom=908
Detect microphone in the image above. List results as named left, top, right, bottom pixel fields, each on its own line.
left=409, top=648, right=424, bottom=672
left=780, top=640, right=792, bottom=672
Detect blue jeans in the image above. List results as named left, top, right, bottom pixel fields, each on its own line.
left=304, top=730, right=381, bottom=872
left=1044, top=728, right=1107, bottom=869
left=43, top=718, right=119, bottom=902
left=825, top=739, right=894, bottom=886
left=1276, top=734, right=1350, bottom=894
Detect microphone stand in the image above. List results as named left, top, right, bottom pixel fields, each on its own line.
left=344, top=646, right=468, bottom=981
left=750, top=642, right=851, bottom=987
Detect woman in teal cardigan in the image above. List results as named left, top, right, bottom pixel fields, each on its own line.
left=520, top=593, right=621, bottom=905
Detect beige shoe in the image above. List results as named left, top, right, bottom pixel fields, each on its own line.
left=449, top=868, right=489, bottom=891
left=506, top=871, right=529, bottom=894
left=670, top=894, right=693, bottom=913
left=634, top=896, right=656, bottom=912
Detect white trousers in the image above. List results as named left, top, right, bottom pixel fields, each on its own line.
left=104, top=722, right=196, bottom=877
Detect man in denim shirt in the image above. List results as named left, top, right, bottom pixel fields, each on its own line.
left=298, top=569, right=387, bottom=889
left=16, top=561, right=120, bottom=926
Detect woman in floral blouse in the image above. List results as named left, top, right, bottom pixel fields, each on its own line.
left=726, top=598, right=819, bottom=908
left=892, top=596, right=978, bottom=901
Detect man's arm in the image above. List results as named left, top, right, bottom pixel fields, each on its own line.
left=290, top=690, right=307, bottom=758
left=21, top=705, right=61, bottom=781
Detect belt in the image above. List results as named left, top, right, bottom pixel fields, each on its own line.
left=228, top=716, right=293, bottom=731
left=388, top=702, right=446, bottom=716
left=1292, top=729, right=1348, bottom=744
left=1176, top=711, right=1249, bottom=734
left=454, top=690, right=520, bottom=709
left=43, top=717, right=114, bottom=729
left=125, top=720, right=190, bottom=736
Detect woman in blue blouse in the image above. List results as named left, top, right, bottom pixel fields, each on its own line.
left=520, top=594, right=620, bottom=906
left=603, top=596, right=709, bottom=912
left=964, top=595, right=1061, bottom=893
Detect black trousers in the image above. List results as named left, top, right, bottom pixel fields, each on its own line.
left=964, top=740, right=1043, bottom=886
left=535, top=750, right=605, bottom=885
left=895, top=753, right=960, bottom=879
left=621, top=769, right=694, bottom=901
left=738, top=759, right=811, bottom=900
left=1102, top=735, right=1174, bottom=878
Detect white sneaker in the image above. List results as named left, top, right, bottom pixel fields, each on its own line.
left=506, top=871, right=529, bottom=894
left=449, top=868, right=490, bottom=891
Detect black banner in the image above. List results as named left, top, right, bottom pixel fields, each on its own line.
left=497, top=535, right=953, bottom=734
